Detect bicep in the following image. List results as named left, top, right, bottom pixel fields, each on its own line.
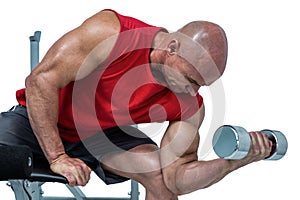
left=160, top=105, right=205, bottom=165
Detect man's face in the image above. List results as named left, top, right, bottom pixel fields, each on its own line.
left=162, top=54, right=220, bottom=96
left=162, top=55, right=201, bottom=96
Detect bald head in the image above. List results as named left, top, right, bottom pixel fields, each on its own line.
left=150, top=20, right=228, bottom=89
left=178, top=21, right=228, bottom=77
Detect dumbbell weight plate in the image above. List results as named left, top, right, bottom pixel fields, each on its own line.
left=212, top=125, right=251, bottom=159
left=261, top=129, right=288, bottom=160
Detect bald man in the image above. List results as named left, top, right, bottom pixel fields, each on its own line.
left=0, top=9, right=271, bottom=199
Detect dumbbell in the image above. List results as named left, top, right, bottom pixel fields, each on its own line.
left=212, top=125, right=288, bottom=160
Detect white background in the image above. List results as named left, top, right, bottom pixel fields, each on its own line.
left=0, top=0, right=299, bottom=199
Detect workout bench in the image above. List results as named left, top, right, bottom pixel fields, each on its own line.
left=0, top=31, right=140, bottom=200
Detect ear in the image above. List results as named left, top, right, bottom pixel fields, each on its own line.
left=167, top=39, right=180, bottom=55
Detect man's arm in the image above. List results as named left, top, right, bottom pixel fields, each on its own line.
left=25, top=10, right=119, bottom=186
left=160, top=104, right=272, bottom=195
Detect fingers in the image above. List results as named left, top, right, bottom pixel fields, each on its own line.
left=73, top=159, right=92, bottom=186
left=64, top=159, right=91, bottom=187
left=50, top=155, right=92, bottom=187
left=249, top=131, right=272, bottom=160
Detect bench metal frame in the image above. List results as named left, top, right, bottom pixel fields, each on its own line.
left=8, top=179, right=139, bottom=200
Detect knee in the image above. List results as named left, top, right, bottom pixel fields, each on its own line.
left=137, top=164, right=161, bottom=184
left=128, top=144, right=162, bottom=172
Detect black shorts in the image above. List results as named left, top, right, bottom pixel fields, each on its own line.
left=0, top=105, right=157, bottom=184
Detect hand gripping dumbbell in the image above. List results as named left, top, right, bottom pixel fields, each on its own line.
left=212, top=125, right=288, bottom=160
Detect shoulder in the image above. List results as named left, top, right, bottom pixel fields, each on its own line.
left=78, top=9, right=121, bottom=39
left=88, top=9, right=120, bottom=25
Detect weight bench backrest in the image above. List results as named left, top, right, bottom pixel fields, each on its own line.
left=0, top=145, right=33, bottom=180
left=0, top=145, right=67, bottom=184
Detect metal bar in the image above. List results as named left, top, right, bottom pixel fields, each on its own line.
left=129, top=180, right=139, bottom=200
left=66, top=184, right=86, bottom=200
left=29, top=31, right=41, bottom=70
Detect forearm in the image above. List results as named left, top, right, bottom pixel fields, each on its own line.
left=173, top=158, right=240, bottom=194
left=26, top=77, right=65, bottom=163
left=160, top=106, right=245, bottom=195
left=25, top=77, right=93, bottom=186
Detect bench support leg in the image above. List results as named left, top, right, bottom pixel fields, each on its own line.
left=7, top=179, right=139, bottom=200
left=66, top=185, right=86, bottom=200
left=8, top=180, right=43, bottom=200
left=129, top=180, right=139, bottom=200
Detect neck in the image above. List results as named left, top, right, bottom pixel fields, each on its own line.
left=150, top=31, right=169, bottom=63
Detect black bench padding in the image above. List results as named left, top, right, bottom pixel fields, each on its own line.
left=30, top=161, right=68, bottom=184
left=0, top=145, right=68, bottom=183
left=0, top=145, right=33, bottom=180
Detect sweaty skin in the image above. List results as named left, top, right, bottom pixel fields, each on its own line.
left=150, top=21, right=272, bottom=195
left=25, top=10, right=177, bottom=199
left=25, top=10, right=124, bottom=186
left=25, top=9, right=272, bottom=199
left=159, top=106, right=272, bottom=194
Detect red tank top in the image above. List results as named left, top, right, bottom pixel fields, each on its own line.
left=16, top=9, right=203, bottom=143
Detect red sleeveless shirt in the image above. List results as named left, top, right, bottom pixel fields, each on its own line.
left=16, top=9, right=203, bottom=142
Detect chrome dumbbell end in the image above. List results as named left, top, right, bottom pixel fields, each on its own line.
left=261, top=129, right=288, bottom=160
left=212, top=125, right=251, bottom=160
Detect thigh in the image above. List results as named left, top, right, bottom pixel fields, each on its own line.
left=100, top=143, right=161, bottom=177
left=73, top=126, right=159, bottom=184
left=82, top=125, right=157, bottom=160
left=0, top=105, right=44, bottom=156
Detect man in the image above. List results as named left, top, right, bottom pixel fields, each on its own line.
left=0, top=9, right=272, bottom=199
